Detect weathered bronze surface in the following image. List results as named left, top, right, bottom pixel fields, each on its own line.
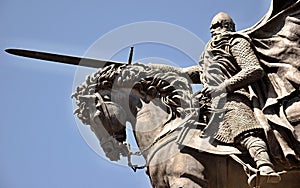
left=6, top=0, right=300, bottom=187
left=72, top=1, right=300, bottom=187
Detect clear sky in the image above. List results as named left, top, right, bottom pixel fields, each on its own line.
left=0, top=0, right=271, bottom=187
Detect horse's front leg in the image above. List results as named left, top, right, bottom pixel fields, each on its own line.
left=166, top=151, right=208, bottom=188
left=148, top=142, right=208, bottom=188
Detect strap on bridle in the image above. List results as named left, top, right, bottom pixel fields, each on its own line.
left=94, top=93, right=113, bottom=129
left=126, top=112, right=195, bottom=172
left=94, top=92, right=145, bottom=171
left=94, top=92, right=195, bottom=172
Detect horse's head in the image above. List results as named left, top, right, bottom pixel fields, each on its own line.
left=72, top=65, right=131, bottom=161
left=72, top=63, right=209, bottom=161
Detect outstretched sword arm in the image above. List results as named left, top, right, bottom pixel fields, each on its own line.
left=5, top=48, right=126, bottom=68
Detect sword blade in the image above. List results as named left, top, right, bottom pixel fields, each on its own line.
left=5, top=48, right=125, bottom=68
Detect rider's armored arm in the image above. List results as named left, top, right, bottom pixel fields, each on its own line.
left=147, top=63, right=182, bottom=73
left=148, top=64, right=201, bottom=84
left=224, top=37, right=264, bottom=93
left=182, top=65, right=201, bottom=84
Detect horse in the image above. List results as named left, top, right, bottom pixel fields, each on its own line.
left=72, top=63, right=300, bottom=188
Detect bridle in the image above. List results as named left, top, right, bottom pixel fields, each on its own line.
left=93, top=92, right=145, bottom=170
left=93, top=91, right=197, bottom=172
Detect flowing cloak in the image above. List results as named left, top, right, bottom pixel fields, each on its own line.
left=241, top=0, right=300, bottom=169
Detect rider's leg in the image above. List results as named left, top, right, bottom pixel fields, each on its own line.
left=240, top=135, right=275, bottom=174
left=240, top=135, right=281, bottom=186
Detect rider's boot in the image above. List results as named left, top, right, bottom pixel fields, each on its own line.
left=240, top=135, right=281, bottom=186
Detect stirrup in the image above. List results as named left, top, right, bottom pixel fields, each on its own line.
left=248, top=171, right=281, bottom=187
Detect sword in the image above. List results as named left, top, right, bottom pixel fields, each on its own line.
left=5, top=47, right=203, bottom=84
left=5, top=48, right=134, bottom=68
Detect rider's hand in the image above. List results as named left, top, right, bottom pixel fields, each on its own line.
left=201, top=83, right=226, bottom=97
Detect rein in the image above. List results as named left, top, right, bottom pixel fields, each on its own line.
left=126, top=111, right=195, bottom=172
left=93, top=92, right=144, bottom=171
left=94, top=90, right=197, bottom=172
left=94, top=92, right=113, bottom=131
left=91, top=66, right=197, bottom=171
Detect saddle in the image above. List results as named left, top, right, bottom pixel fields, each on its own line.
left=176, top=124, right=242, bottom=155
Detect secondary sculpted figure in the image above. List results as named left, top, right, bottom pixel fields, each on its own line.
left=197, top=12, right=280, bottom=183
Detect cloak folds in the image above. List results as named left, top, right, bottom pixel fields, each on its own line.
left=243, top=0, right=300, bottom=169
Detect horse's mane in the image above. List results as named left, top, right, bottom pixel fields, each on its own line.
left=72, top=63, right=198, bottom=125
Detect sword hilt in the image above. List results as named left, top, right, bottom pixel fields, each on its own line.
left=128, top=46, right=134, bottom=65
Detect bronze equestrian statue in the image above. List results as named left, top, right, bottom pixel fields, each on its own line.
left=5, top=0, right=300, bottom=187
left=71, top=1, right=300, bottom=186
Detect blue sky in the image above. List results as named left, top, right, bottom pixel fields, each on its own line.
left=0, top=1, right=271, bottom=187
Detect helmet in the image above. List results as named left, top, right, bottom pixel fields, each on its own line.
left=210, top=12, right=235, bottom=32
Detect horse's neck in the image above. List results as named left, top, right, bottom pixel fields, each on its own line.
left=132, top=98, right=171, bottom=151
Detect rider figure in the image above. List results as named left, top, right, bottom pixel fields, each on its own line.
left=197, top=12, right=280, bottom=183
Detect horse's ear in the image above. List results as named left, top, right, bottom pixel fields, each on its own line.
left=146, top=86, right=158, bottom=100
left=134, top=82, right=145, bottom=94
